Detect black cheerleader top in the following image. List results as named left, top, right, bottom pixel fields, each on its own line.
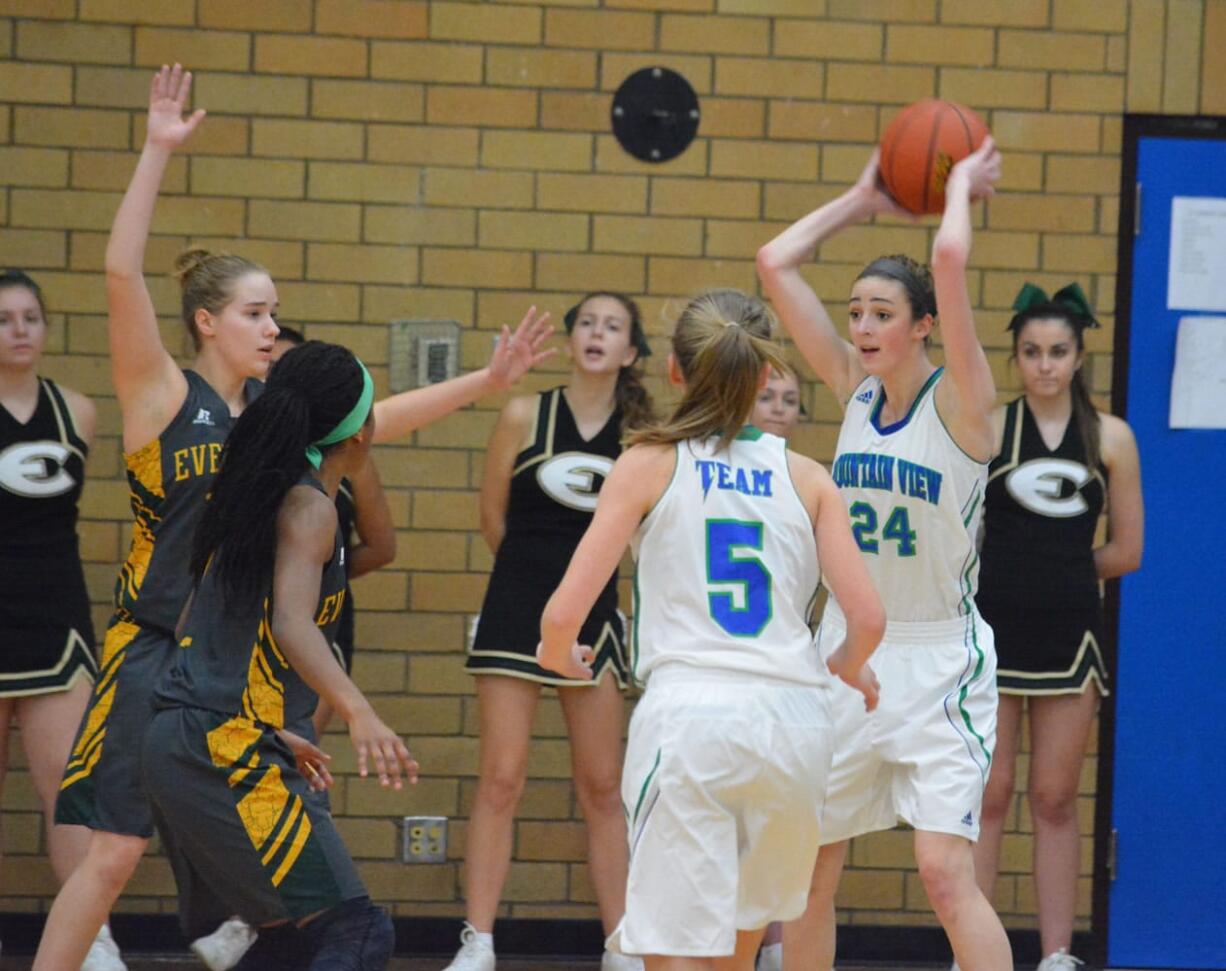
left=978, top=397, right=1107, bottom=610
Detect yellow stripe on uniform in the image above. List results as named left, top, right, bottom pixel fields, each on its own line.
left=236, top=763, right=291, bottom=851
left=271, top=810, right=313, bottom=888
left=260, top=794, right=304, bottom=866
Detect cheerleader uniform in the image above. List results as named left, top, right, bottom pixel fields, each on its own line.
left=143, top=476, right=369, bottom=941
left=57, top=370, right=261, bottom=837
left=468, top=387, right=627, bottom=687
left=0, top=378, right=97, bottom=696
left=977, top=397, right=1108, bottom=695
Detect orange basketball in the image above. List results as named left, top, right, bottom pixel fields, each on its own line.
left=879, top=99, right=988, bottom=215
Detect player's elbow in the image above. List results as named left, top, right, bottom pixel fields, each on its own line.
left=931, top=236, right=969, bottom=273
left=367, top=533, right=396, bottom=571
left=756, top=243, right=785, bottom=279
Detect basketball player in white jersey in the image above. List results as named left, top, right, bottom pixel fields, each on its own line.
left=538, top=289, right=886, bottom=971
left=757, top=138, right=1011, bottom=971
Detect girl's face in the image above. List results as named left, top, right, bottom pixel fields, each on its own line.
left=196, top=272, right=281, bottom=378
left=568, top=296, right=638, bottom=376
left=753, top=369, right=802, bottom=439
left=847, top=276, right=931, bottom=375
left=0, top=286, right=47, bottom=371
left=1015, top=317, right=1083, bottom=400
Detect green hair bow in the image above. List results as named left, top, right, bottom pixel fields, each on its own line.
left=1009, top=282, right=1099, bottom=330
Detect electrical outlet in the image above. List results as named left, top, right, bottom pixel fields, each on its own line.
left=402, top=816, right=448, bottom=864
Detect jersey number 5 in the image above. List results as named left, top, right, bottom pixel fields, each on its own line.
left=705, top=519, right=772, bottom=637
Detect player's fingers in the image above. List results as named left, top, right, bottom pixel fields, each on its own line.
left=356, top=741, right=369, bottom=778
left=531, top=348, right=559, bottom=366
left=380, top=739, right=403, bottom=789
left=370, top=740, right=390, bottom=785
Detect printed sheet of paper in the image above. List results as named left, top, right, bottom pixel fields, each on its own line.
left=1168, top=197, right=1226, bottom=312
left=1170, top=316, right=1226, bottom=429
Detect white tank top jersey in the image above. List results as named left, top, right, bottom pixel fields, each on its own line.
left=630, top=428, right=821, bottom=686
left=830, top=368, right=987, bottom=623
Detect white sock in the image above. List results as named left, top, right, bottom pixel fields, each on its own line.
left=474, top=931, right=494, bottom=949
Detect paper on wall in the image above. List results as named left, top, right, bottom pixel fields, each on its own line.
left=1168, top=197, right=1226, bottom=312
left=1170, top=316, right=1226, bottom=429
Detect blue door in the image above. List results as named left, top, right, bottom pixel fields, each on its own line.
left=1108, top=127, right=1226, bottom=969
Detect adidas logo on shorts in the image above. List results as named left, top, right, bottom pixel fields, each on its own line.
left=961, top=811, right=974, bottom=826
left=854, top=389, right=874, bottom=404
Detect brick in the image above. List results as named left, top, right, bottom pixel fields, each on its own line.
left=606, top=0, right=711, bottom=8
left=697, top=97, right=764, bottom=138
left=715, top=57, right=823, bottom=99
left=0, top=63, right=72, bottom=105
left=651, top=177, right=759, bottom=219
left=1205, top=1, right=1226, bottom=114
left=134, top=115, right=250, bottom=157
left=311, top=80, right=424, bottom=123
left=647, top=256, right=757, bottom=296
left=710, top=140, right=817, bottom=181
left=0, top=148, right=69, bottom=188
left=80, top=0, right=194, bottom=23
left=828, top=0, right=934, bottom=19
left=718, top=0, right=823, bottom=11
left=134, top=28, right=251, bottom=72
left=365, top=205, right=476, bottom=247
left=294, top=323, right=386, bottom=363
left=544, top=10, right=655, bottom=50
left=251, top=119, right=364, bottom=160
left=817, top=224, right=929, bottom=265
left=0, top=20, right=9, bottom=58
left=316, top=0, right=428, bottom=39
left=184, top=237, right=304, bottom=278
left=1001, top=29, right=1106, bottom=72
left=601, top=53, right=713, bottom=94
left=940, top=67, right=1048, bottom=110
left=595, top=133, right=709, bottom=176
left=427, top=86, right=538, bottom=129
left=423, top=169, right=534, bottom=209
left=479, top=210, right=589, bottom=251
left=193, top=73, right=308, bottom=117
left=768, top=100, right=877, bottom=143
left=11, top=190, right=121, bottom=232
left=990, top=194, right=1098, bottom=235
left=1163, top=0, right=1204, bottom=113
left=198, top=0, right=312, bottom=32
left=432, top=1, right=542, bottom=44
left=1043, top=234, right=1117, bottom=274
left=0, top=229, right=66, bottom=269
left=17, top=21, right=130, bottom=64
left=1054, top=0, right=1127, bottom=32
left=190, top=157, right=303, bottom=198
left=835, top=869, right=905, bottom=909
left=705, top=219, right=788, bottom=259
left=76, top=67, right=162, bottom=112
left=1051, top=73, right=1125, bottom=112
left=971, top=231, right=1040, bottom=270
left=422, top=250, right=532, bottom=289
left=1106, top=34, right=1127, bottom=73
left=518, top=821, right=587, bottom=861
left=370, top=41, right=484, bottom=84
left=941, top=0, right=1048, bottom=26
left=828, top=63, right=934, bottom=104
left=368, top=124, right=480, bottom=166
left=272, top=280, right=361, bottom=322
left=774, top=19, right=883, bottom=61
left=248, top=200, right=361, bottom=242
left=660, top=14, right=769, bottom=55
left=851, top=828, right=914, bottom=868
left=481, top=131, right=593, bottom=172
left=256, top=34, right=368, bottom=78
left=0, top=0, right=73, bottom=15
left=991, top=111, right=1100, bottom=154
left=541, top=91, right=613, bottom=133
left=887, top=25, right=994, bottom=66
left=486, top=46, right=597, bottom=89
left=593, top=215, right=701, bottom=257
left=71, top=151, right=186, bottom=193
left=538, top=173, right=647, bottom=214
left=820, top=143, right=876, bottom=183
left=308, top=161, right=421, bottom=204
left=150, top=196, right=247, bottom=236
left=535, top=253, right=645, bottom=294
left=411, top=569, right=488, bottom=611
left=1126, top=0, right=1166, bottom=112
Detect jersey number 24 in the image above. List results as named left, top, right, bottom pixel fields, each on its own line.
left=849, top=501, right=917, bottom=556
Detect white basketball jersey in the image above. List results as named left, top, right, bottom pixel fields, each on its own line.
left=630, top=429, right=821, bottom=686
left=830, top=369, right=987, bottom=622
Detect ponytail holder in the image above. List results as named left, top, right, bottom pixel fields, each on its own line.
left=1009, top=282, right=1099, bottom=330
left=723, top=319, right=740, bottom=328
left=305, top=359, right=374, bottom=469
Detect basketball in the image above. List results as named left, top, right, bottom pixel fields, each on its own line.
left=879, top=99, right=989, bottom=215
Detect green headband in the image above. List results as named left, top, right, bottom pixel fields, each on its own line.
left=1009, top=282, right=1099, bottom=331
left=305, top=359, right=374, bottom=469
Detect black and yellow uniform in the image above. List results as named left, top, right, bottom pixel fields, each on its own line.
left=57, top=371, right=261, bottom=836
left=0, top=378, right=97, bottom=696
left=143, top=477, right=366, bottom=938
left=330, top=478, right=357, bottom=673
left=468, top=386, right=627, bottom=686
left=978, top=397, right=1108, bottom=695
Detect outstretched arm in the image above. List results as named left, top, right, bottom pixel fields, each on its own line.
left=372, top=306, right=555, bottom=443
left=345, top=457, right=395, bottom=579
left=931, top=137, right=1002, bottom=462
left=757, top=151, right=907, bottom=402
left=106, top=64, right=205, bottom=451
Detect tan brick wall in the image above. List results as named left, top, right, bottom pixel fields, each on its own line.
left=0, top=0, right=1214, bottom=933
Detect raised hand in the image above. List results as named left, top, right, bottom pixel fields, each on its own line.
left=949, top=135, right=1002, bottom=202
left=146, top=63, right=205, bottom=152
left=536, top=640, right=595, bottom=681
left=852, top=148, right=914, bottom=220
left=487, top=306, right=556, bottom=391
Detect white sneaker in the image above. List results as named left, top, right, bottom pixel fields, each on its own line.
left=442, top=922, right=495, bottom=971
left=601, top=952, right=644, bottom=971
left=1037, top=949, right=1084, bottom=971
left=756, top=942, right=783, bottom=971
left=81, top=925, right=127, bottom=971
left=191, top=917, right=258, bottom=971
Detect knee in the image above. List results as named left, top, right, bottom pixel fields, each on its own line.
left=358, top=905, right=394, bottom=969
left=915, top=846, right=973, bottom=918
left=88, top=838, right=144, bottom=893
left=474, top=766, right=526, bottom=816
left=573, top=770, right=621, bottom=820
left=1029, top=779, right=1079, bottom=827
